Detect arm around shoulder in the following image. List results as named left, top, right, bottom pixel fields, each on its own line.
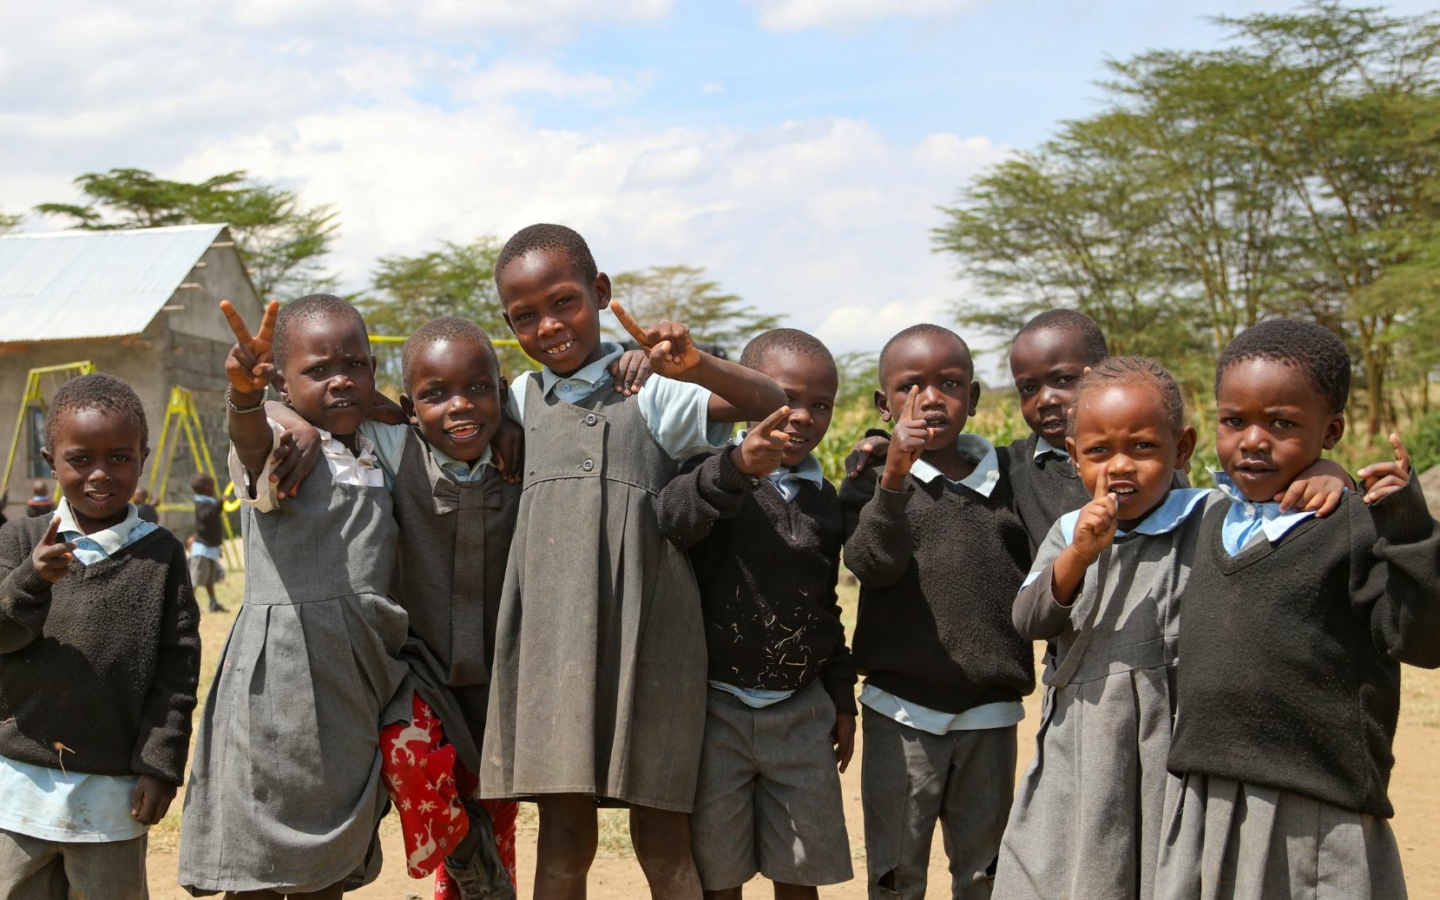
left=1365, top=476, right=1440, bottom=668
left=131, top=541, right=202, bottom=785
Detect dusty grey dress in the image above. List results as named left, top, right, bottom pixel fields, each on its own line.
left=480, top=376, right=708, bottom=812
left=994, top=489, right=1217, bottom=900
left=178, top=460, right=410, bottom=895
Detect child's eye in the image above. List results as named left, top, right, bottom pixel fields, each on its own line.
left=1017, top=385, right=1035, bottom=396
left=1220, top=417, right=1243, bottom=428
left=471, top=382, right=492, bottom=393
left=814, top=402, right=830, bottom=412
left=1273, top=419, right=1294, bottom=429
left=1055, top=375, right=1076, bottom=386
left=1085, top=446, right=1109, bottom=456
left=350, top=359, right=368, bottom=369
left=943, top=380, right=959, bottom=389
left=1135, top=442, right=1155, bottom=451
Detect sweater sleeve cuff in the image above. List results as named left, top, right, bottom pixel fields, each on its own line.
left=821, top=675, right=858, bottom=716
left=713, top=446, right=762, bottom=493
left=1372, top=475, right=1436, bottom=545
left=872, top=480, right=914, bottom=512
left=6, top=558, right=53, bottom=598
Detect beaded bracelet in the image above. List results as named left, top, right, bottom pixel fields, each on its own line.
left=226, top=386, right=267, bottom=415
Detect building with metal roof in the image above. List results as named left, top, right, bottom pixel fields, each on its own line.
left=0, top=224, right=264, bottom=523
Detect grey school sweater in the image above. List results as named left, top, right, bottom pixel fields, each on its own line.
left=1168, top=476, right=1440, bottom=817
left=0, top=516, right=201, bottom=785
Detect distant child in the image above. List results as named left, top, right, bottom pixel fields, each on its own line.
left=25, top=479, right=54, bottom=518
left=1157, top=319, right=1440, bottom=900
left=840, top=324, right=1034, bottom=899
left=0, top=373, right=201, bottom=900
left=187, top=473, right=226, bottom=613
left=179, top=295, right=415, bottom=898
left=656, top=328, right=857, bottom=899
left=482, top=224, right=786, bottom=898
left=132, top=487, right=160, bottom=524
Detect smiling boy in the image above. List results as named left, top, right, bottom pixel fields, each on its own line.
left=841, top=324, right=1034, bottom=900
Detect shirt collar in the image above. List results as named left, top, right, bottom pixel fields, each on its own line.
left=430, top=444, right=493, bottom=479
left=1058, top=486, right=1211, bottom=544
left=1213, top=471, right=1319, bottom=543
left=318, top=428, right=379, bottom=468
left=55, top=497, right=142, bottom=556
left=539, top=341, right=624, bottom=398
left=1033, top=435, right=1066, bottom=463
left=909, top=433, right=1000, bottom=498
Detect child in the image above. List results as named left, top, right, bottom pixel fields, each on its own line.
left=840, top=323, right=1034, bottom=900
left=655, top=328, right=856, bottom=899
left=179, top=295, right=414, bottom=898
left=188, top=473, right=226, bottom=613
left=1157, top=319, right=1440, bottom=900
left=995, top=358, right=1212, bottom=900
left=0, top=373, right=201, bottom=900
left=481, top=223, right=786, bottom=898
left=133, top=487, right=160, bottom=524
left=26, top=479, right=54, bottom=518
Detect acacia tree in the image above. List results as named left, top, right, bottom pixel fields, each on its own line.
left=37, top=168, right=339, bottom=300
left=607, top=265, right=782, bottom=358
left=935, top=1, right=1440, bottom=437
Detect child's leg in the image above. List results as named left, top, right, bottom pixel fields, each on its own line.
left=860, top=708, right=948, bottom=900
left=379, top=693, right=467, bottom=879
left=56, top=833, right=148, bottom=900
left=630, top=805, right=702, bottom=900
left=0, top=828, right=65, bottom=900
left=937, top=726, right=1017, bottom=900
left=534, top=794, right=599, bottom=900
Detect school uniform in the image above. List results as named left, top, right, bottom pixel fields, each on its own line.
left=840, top=435, right=1034, bottom=900
left=993, top=488, right=1217, bottom=900
left=188, top=494, right=223, bottom=596
left=0, top=501, right=200, bottom=900
left=1157, top=475, right=1440, bottom=900
left=481, top=342, right=729, bottom=812
left=1005, top=435, right=1088, bottom=552
left=656, top=441, right=855, bottom=890
left=179, top=424, right=411, bottom=896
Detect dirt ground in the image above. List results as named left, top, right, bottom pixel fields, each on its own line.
left=147, top=576, right=1440, bottom=899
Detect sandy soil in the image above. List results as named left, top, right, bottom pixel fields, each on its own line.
left=147, top=578, right=1440, bottom=899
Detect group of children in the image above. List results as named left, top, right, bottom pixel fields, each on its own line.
left=0, top=221, right=1435, bottom=900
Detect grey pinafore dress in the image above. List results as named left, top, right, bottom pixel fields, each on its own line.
left=178, top=459, right=409, bottom=895
left=994, top=491, right=1219, bottom=900
left=480, top=375, right=708, bottom=812
left=390, top=428, right=519, bottom=774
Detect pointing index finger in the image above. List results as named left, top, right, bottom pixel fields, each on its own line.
left=1092, top=468, right=1111, bottom=503
left=1390, top=433, right=1410, bottom=472
left=902, top=385, right=919, bottom=422
left=609, top=301, right=652, bottom=349
left=41, top=514, right=61, bottom=546
left=757, top=405, right=791, bottom=433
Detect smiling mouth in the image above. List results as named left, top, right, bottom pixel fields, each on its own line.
left=330, top=399, right=357, bottom=409
left=544, top=340, right=574, bottom=356
left=84, top=489, right=115, bottom=503
left=1040, top=418, right=1065, bottom=432
left=1110, top=485, right=1138, bottom=497
left=446, top=424, right=481, bottom=440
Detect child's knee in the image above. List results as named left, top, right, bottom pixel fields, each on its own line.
left=629, top=806, right=695, bottom=867
left=537, top=797, right=599, bottom=871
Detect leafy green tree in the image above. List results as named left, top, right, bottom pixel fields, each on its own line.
left=36, top=168, right=339, bottom=300
left=0, top=209, right=20, bottom=234
left=607, top=265, right=782, bottom=357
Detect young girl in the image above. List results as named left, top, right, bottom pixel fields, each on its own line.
left=179, top=295, right=412, bottom=899
left=994, top=357, right=1348, bottom=900
left=1158, top=319, right=1440, bottom=900
left=0, top=374, right=200, bottom=900
left=482, top=224, right=785, bottom=899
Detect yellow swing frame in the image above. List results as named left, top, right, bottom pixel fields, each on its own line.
left=148, top=385, right=241, bottom=570
left=1, top=361, right=97, bottom=505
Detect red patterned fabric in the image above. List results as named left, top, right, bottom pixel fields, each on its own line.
left=380, top=693, right=468, bottom=877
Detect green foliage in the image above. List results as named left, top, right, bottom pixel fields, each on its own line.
left=607, top=265, right=782, bottom=358
left=935, top=1, right=1440, bottom=439
left=36, top=168, right=339, bottom=299
left=1407, top=411, right=1440, bottom=474
left=0, top=208, right=20, bottom=234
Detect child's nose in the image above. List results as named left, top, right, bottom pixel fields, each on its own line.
left=538, top=316, right=563, bottom=336
left=1239, top=426, right=1269, bottom=451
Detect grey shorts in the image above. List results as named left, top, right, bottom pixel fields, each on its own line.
left=690, top=679, right=854, bottom=890
left=188, top=555, right=218, bottom=589
left=0, top=828, right=148, bottom=900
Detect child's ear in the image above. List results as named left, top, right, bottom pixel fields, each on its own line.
left=499, top=375, right=510, bottom=407
left=501, top=310, right=516, bottom=334
left=1065, top=435, right=1078, bottom=465
left=875, top=388, right=893, bottom=422
left=40, top=447, right=53, bottom=470
left=271, top=372, right=288, bottom=403
left=1174, top=425, right=1198, bottom=471
left=593, top=272, right=612, bottom=309
left=968, top=382, right=982, bottom=416
left=140, top=445, right=151, bottom=466
left=1322, top=413, right=1345, bottom=450
left=399, top=394, right=419, bottom=427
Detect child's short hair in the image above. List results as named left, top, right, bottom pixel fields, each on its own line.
left=190, top=472, right=214, bottom=493
left=739, top=328, right=836, bottom=377
left=1215, top=319, right=1350, bottom=414
left=272, top=294, right=368, bottom=371
left=1014, top=309, right=1108, bottom=365
left=878, top=324, right=972, bottom=384
left=401, top=317, right=498, bottom=391
left=1071, top=356, right=1186, bottom=437
left=495, top=224, right=598, bottom=287
left=46, top=373, right=148, bottom=450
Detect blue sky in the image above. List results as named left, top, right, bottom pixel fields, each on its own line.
left=3, top=0, right=1431, bottom=362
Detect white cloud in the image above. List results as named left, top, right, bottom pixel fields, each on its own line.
left=749, top=0, right=992, bottom=32
left=701, top=81, right=725, bottom=95
left=453, top=60, right=649, bottom=104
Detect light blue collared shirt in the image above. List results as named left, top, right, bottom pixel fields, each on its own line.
left=0, top=500, right=159, bottom=842
left=709, top=681, right=796, bottom=708
left=1033, top=436, right=1066, bottom=462
left=361, top=421, right=494, bottom=484
left=862, top=433, right=1026, bottom=733
left=1213, top=472, right=1323, bottom=556
left=507, top=341, right=731, bottom=462
left=732, top=430, right=826, bottom=503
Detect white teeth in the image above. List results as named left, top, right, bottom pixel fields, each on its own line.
left=545, top=341, right=574, bottom=355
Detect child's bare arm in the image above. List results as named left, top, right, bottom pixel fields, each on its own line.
left=1278, top=457, right=1354, bottom=516
left=1050, top=473, right=1118, bottom=606
left=222, top=300, right=280, bottom=486
left=610, top=302, right=785, bottom=422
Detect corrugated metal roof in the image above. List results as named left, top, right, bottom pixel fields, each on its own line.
left=0, top=224, right=226, bottom=343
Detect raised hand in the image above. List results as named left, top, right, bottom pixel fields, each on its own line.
left=1070, top=470, right=1119, bottom=564
left=732, top=406, right=792, bottom=478
left=609, top=348, right=652, bottom=396
left=31, top=515, right=75, bottom=584
left=222, top=299, right=279, bottom=398
left=1358, top=433, right=1412, bottom=505
left=847, top=434, right=890, bottom=479
left=610, top=301, right=701, bottom=379
left=880, top=387, right=928, bottom=490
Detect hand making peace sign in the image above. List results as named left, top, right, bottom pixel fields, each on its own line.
left=222, top=299, right=279, bottom=400
left=610, top=301, right=702, bottom=380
